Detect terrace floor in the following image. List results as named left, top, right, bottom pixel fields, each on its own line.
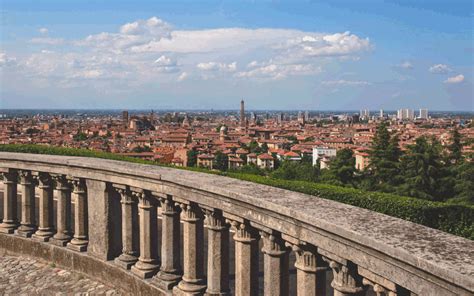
left=0, top=254, right=122, bottom=295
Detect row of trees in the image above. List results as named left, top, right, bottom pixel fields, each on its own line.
left=317, top=124, right=472, bottom=203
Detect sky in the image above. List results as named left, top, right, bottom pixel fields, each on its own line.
left=0, top=0, right=473, bottom=110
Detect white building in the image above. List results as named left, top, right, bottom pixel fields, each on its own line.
left=397, top=109, right=415, bottom=121
left=419, top=109, right=428, bottom=119
left=312, top=147, right=337, bottom=166
left=360, top=109, right=370, bottom=120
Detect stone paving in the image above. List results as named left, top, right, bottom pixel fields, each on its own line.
left=0, top=254, right=122, bottom=295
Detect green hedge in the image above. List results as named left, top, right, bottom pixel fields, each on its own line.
left=1, top=144, right=472, bottom=239
left=222, top=172, right=474, bottom=239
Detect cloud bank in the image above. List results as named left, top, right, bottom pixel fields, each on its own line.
left=2, top=16, right=372, bottom=89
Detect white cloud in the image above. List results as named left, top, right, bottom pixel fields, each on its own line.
left=280, top=31, right=371, bottom=58
left=177, top=72, right=188, bottom=81
left=321, top=80, right=371, bottom=86
left=444, top=74, right=464, bottom=84
left=153, top=55, right=179, bottom=73
left=30, top=37, right=64, bottom=45
left=197, top=62, right=237, bottom=72
left=236, top=63, right=320, bottom=80
left=120, top=22, right=142, bottom=35
left=397, top=61, right=413, bottom=69
left=429, top=64, right=452, bottom=74
left=39, top=28, right=48, bottom=35
left=0, top=52, right=16, bottom=67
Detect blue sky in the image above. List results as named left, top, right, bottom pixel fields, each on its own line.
left=1, top=0, right=472, bottom=110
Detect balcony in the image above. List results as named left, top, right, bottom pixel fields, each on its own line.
left=0, top=152, right=472, bottom=295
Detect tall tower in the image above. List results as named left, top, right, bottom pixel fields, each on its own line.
left=240, top=99, right=245, bottom=127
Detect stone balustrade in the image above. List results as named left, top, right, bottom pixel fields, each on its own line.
left=0, top=152, right=472, bottom=295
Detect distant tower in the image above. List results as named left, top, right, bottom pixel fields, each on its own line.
left=240, top=99, right=245, bottom=127
left=220, top=125, right=228, bottom=141
left=379, top=109, right=384, bottom=118
left=122, top=110, right=129, bottom=126
left=182, top=114, right=190, bottom=127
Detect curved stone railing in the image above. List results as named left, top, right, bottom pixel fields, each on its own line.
left=0, top=152, right=472, bottom=296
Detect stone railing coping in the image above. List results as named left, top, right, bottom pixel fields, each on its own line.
left=0, top=152, right=472, bottom=292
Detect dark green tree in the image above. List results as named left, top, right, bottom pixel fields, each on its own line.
left=448, top=127, right=463, bottom=164
left=248, top=141, right=261, bottom=153
left=368, top=123, right=403, bottom=191
left=214, top=151, right=229, bottom=171
left=261, top=143, right=269, bottom=153
left=323, top=148, right=356, bottom=186
left=398, top=136, right=445, bottom=201
left=132, top=145, right=152, bottom=153
left=452, top=162, right=474, bottom=204
left=187, top=150, right=198, bottom=167
left=271, top=161, right=320, bottom=182
left=235, top=164, right=265, bottom=175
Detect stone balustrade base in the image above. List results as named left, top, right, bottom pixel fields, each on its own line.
left=153, top=272, right=182, bottom=290
left=67, top=242, right=87, bottom=252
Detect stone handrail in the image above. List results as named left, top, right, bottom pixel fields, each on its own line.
left=0, top=152, right=472, bottom=295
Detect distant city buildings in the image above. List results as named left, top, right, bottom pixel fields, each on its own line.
left=397, top=109, right=415, bottom=121
left=419, top=109, right=429, bottom=120
left=360, top=109, right=370, bottom=120
left=1, top=100, right=471, bottom=173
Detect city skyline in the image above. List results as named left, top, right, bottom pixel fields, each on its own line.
left=1, top=0, right=473, bottom=110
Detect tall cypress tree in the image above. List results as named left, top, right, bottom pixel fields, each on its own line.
left=368, top=123, right=402, bottom=191
left=449, top=127, right=463, bottom=164
left=398, top=136, right=444, bottom=201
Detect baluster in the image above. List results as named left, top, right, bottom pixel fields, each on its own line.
left=32, top=172, right=54, bottom=241
left=154, top=195, right=182, bottom=290
left=324, top=258, right=365, bottom=296
left=174, top=202, right=206, bottom=294
left=292, top=244, right=327, bottom=296
left=359, top=267, right=405, bottom=296
left=16, top=170, right=36, bottom=237
left=261, top=231, right=290, bottom=296
left=51, top=175, right=72, bottom=246
left=114, top=185, right=139, bottom=269
left=0, top=169, right=18, bottom=234
left=131, top=190, right=160, bottom=278
left=67, top=178, right=88, bottom=252
left=205, top=209, right=230, bottom=296
left=230, top=221, right=260, bottom=296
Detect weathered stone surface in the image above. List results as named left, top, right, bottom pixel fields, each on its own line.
left=0, top=152, right=472, bottom=295
left=0, top=255, right=121, bottom=295
left=0, top=233, right=166, bottom=295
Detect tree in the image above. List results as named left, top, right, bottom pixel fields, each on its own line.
left=448, top=127, right=463, bottom=164
left=248, top=141, right=261, bottom=153
left=214, top=151, right=228, bottom=171
left=235, top=164, right=265, bottom=175
left=323, top=148, right=356, bottom=186
left=368, top=123, right=403, bottom=191
left=261, top=143, right=269, bottom=153
left=73, top=131, right=88, bottom=141
left=132, top=145, right=152, bottom=153
left=452, top=162, right=474, bottom=204
left=398, top=136, right=445, bottom=201
left=271, top=161, right=320, bottom=182
left=187, top=150, right=198, bottom=167
left=301, top=154, right=313, bottom=164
